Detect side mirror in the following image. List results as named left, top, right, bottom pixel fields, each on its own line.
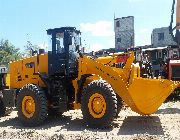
left=31, top=48, right=37, bottom=56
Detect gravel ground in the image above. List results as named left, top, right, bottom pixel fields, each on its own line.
left=0, top=101, right=180, bottom=140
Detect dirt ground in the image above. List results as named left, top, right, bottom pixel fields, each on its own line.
left=0, top=101, right=180, bottom=140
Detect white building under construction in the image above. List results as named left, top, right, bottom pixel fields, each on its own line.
left=114, top=16, right=135, bottom=51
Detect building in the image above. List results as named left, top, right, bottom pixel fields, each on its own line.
left=114, top=16, right=135, bottom=51
left=151, top=27, right=177, bottom=47
left=150, top=27, right=179, bottom=62
left=142, top=45, right=180, bottom=77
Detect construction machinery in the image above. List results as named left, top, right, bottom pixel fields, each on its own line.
left=0, top=0, right=180, bottom=128
left=0, top=27, right=179, bottom=128
left=168, top=0, right=180, bottom=83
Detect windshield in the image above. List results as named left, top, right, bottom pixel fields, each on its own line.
left=69, top=32, right=81, bottom=52
left=56, top=33, right=65, bottom=53
left=56, top=37, right=64, bottom=53
left=47, top=30, right=82, bottom=53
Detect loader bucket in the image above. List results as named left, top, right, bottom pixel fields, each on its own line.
left=79, top=54, right=180, bottom=116
left=128, top=78, right=180, bottom=115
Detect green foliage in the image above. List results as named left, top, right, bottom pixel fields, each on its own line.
left=23, top=41, right=40, bottom=57
left=0, top=39, right=41, bottom=66
left=0, top=39, right=22, bottom=66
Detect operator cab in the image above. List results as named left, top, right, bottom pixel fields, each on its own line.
left=47, top=27, right=81, bottom=78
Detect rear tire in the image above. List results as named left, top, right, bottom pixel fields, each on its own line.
left=17, top=84, right=48, bottom=127
left=81, top=80, right=117, bottom=128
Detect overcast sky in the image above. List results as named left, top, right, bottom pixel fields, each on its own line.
left=0, top=0, right=175, bottom=52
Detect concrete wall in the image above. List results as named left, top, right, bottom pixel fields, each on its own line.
left=114, top=16, right=135, bottom=50
left=152, top=27, right=177, bottom=47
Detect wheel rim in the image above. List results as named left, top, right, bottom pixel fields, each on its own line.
left=88, top=93, right=106, bottom=118
left=22, top=96, right=35, bottom=118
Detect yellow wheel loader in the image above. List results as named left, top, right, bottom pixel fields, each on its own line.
left=0, top=27, right=179, bottom=128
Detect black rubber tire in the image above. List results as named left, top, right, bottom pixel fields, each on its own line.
left=81, top=80, right=117, bottom=128
left=115, top=95, right=123, bottom=118
left=0, top=98, right=6, bottom=117
left=17, top=84, right=48, bottom=127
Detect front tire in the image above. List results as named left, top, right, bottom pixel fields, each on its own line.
left=17, top=84, right=48, bottom=127
left=115, top=96, right=123, bottom=118
left=81, top=80, right=117, bottom=128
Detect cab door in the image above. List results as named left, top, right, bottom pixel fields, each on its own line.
left=48, top=34, right=67, bottom=76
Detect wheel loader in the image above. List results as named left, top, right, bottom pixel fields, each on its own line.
left=0, top=27, right=179, bottom=128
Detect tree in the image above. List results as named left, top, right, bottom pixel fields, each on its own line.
left=0, top=39, right=22, bottom=66
left=23, top=41, right=40, bottom=57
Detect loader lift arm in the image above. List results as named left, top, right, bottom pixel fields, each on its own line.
left=75, top=52, right=180, bottom=115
